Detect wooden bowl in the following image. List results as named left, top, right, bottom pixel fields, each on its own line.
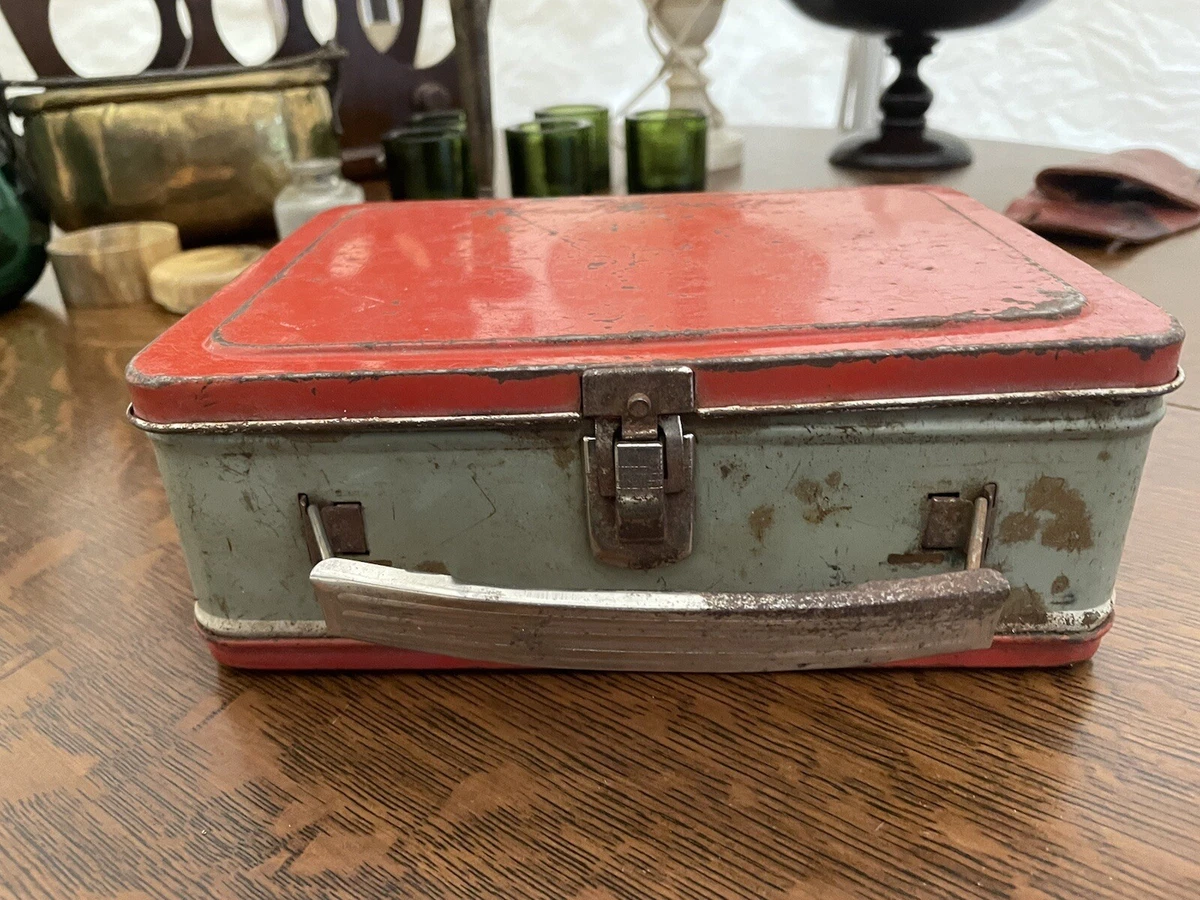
left=48, top=222, right=181, bottom=308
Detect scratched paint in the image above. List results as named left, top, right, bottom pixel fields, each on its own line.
left=1000, top=585, right=1050, bottom=626
left=748, top=505, right=775, bottom=543
left=791, top=477, right=852, bottom=525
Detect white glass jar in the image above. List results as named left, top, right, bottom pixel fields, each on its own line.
left=273, top=158, right=365, bottom=239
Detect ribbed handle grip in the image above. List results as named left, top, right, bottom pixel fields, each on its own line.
left=309, top=559, right=1010, bottom=672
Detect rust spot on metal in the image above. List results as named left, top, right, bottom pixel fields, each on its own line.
left=794, top=478, right=820, bottom=504
left=1000, top=585, right=1048, bottom=626
left=748, top=505, right=775, bottom=543
left=1028, top=476, right=1094, bottom=551
left=718, top=460, right=751, bottom=488
left=1051, top=574, right=1070, bottom=595
left=999, top=511, right=1038, bottom=543
left=887, top=551, right=946, bottom=566
left=825, top=471, right=842, bottom=488
left=807, top=504, right=850, bottom=524
left=552, top=445, right=576, bottom=470
left=792, top=478, right=851, bottom=524
left=415, top=560, right=451, bottom=575
left=999, top=477, right=1093, bottom=551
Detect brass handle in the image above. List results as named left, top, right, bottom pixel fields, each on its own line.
left=303, top=498, right=1009, bottom=672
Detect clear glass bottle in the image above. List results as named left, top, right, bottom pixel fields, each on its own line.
left=273, top=158, right=365, bottom=239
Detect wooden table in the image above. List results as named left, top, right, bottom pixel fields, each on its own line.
left=2, top=128, right=1197, bottom=899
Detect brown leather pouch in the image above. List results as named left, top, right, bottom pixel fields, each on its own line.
left=1005, top=149, right=1200, bottom=245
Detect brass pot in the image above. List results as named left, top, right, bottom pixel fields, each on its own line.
left=3, top=48, right=342, bottom=246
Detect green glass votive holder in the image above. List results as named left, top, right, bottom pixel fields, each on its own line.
left=625, top=109, right=707, bottom=194
left=534, top=104, right=611, bottom=193
left=410, top=109, right=468, bottom=130
left=506, top=119, right=593, bottom=198
left=382, top=125, right=475, bottom=200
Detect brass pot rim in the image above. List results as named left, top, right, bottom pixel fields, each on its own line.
left=5, top=45, right=343, bottom=116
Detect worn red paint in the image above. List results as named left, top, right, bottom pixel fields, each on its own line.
left=127, top=187, right=1181, bottom=423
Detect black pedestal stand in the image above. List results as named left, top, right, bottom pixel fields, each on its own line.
left=830, top=32, right=972, bottom=171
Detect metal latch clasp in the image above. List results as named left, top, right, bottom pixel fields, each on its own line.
left=582, top=366, right=696, bottom=569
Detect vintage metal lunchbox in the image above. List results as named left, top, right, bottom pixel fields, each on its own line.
left=126, top=187, right=1183, bottom=672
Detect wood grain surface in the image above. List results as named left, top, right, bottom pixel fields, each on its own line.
left=1, top=129, right=1198, bottom=899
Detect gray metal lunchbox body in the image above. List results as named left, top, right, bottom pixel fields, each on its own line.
left=144, top=391, right=1165, bottom=668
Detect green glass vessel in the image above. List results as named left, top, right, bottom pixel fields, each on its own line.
left=410, top=109, right=468, bottom=130
left=506, top=119, right=593, bottom=198
left=535, top=104, right=611, bottom=193
left=382, top=125, right=476, bottom=200
left=625, top=109, right=707, bottom=194
left=0, top=139, right=48, bottom=312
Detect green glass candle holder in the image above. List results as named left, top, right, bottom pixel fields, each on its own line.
left=506, top=119, right=593, bottom=198
left=411, top=109, right=468, bottom=130
left=625, top=109, right=707, bottom=194
left=382, top=125, right=476, bottom=200
left=535, top=104, right=611, bottom=193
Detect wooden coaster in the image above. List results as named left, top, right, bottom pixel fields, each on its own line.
left=149, top=245, right=266, bottom=314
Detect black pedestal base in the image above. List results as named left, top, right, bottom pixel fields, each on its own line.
left=830, top=127, right=972, bottom=171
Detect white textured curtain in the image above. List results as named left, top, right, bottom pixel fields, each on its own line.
left=1, top=0, right=1196, bottom=163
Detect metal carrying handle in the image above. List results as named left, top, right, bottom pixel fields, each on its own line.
left=302, top=495, right=1010, bottom=672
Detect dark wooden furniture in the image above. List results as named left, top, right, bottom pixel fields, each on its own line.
left=1, top=128, right=1198, bottom=898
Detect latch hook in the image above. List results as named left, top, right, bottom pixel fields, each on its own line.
left=581, top=366, right=696, bottom=569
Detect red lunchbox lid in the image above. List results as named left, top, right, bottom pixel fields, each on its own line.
left=127, top=187, right=1182, bottom=425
